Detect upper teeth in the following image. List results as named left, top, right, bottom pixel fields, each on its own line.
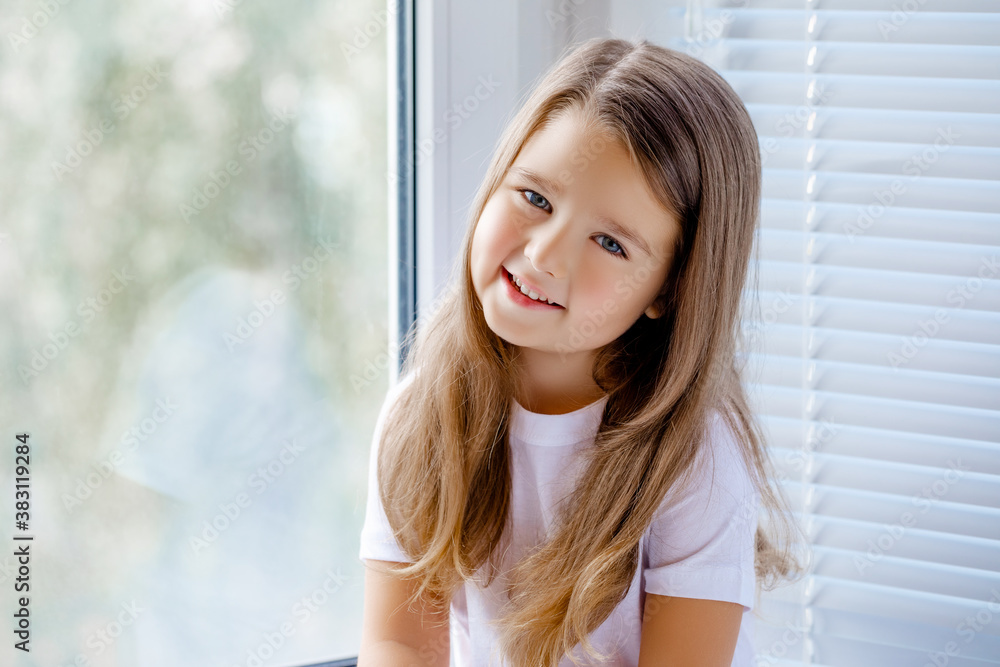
left=510, top=272, right=556, bottom=305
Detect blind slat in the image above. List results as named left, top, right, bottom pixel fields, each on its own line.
left=725, top=71, right=1000, bottom=113
left=640, top=2, right=1000, bottom=663
left=759, top=200, right=1000, bottom=246
left=770, top=451, right=999, bottom=511
left=749, top=104, right=1000, bottom=147
left=762, top=171, right=1000, bottom=214
left=750, top=385, right=999, bottom=441
left=757, top=260, right=1000, bottom=312
left=758, top=230, right=1000, bottom=276
left=760, top=416, right=1000, bottom=474
left=719, top=40, right=1000, bottom=79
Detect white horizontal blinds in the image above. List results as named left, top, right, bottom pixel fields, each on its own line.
left=655, top=1, right=1000, bottom=666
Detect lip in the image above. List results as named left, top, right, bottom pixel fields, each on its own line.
left=501, top=267, right=564, bottom=310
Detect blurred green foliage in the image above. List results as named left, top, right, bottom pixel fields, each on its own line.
left=2, top=0, right=390, bottom=663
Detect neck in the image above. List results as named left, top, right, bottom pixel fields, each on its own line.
left=513, top=347, right=606, bottom=415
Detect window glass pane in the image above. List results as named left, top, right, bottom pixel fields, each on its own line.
left=4, top=1, right=388, bottom=664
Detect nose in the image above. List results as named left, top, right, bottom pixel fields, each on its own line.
left=523, top=217, right=572, bottom=279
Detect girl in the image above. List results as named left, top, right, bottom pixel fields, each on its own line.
left=358, top=37, right=798, bottom=667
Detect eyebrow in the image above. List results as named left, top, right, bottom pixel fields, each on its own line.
left=510, top=166, right=654, bottom=257
left=511, top=167, right=563, bottom=196
left=598, top=216, right=653, bottom=257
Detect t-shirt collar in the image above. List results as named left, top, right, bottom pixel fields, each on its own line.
left=509, top=394, right=609, bottom=447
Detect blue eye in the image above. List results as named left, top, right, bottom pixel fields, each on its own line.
left=517, top=187, right=627, bottom=259
left=596, top=234, right=627, bottom=258
left=522, top=189, right=550, bottom=211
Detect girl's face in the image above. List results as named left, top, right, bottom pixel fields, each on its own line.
left=470, top=108, right=682, bottom=365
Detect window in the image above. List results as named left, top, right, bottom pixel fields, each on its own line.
left=414, top=0, right=1000, bottom=664
left=7, top=1, right=388, bottom=664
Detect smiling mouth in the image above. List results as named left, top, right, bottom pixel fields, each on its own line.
left=505, top=269, right=562, bottom=307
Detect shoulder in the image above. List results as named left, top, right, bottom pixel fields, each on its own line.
left=646, top=409, right=760, bottom=546
left=641, top=410, right=760, bottom=610
left=389, top=369, right=419, bottom=401
left=377, top=371, right=419, bottom=422
left=668, top=410, right=756, bottom=512
left=368, top=371, right=420, bottom=459
left=699, top=410, right=757, bottom=500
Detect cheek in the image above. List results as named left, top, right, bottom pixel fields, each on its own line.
left=583, top=265, right=662, bottom=319
left=581, top=265, right=627, bottom=306
left=584, top=273, right=619, bottom=308
left=473, top=199, right=521, bottom=263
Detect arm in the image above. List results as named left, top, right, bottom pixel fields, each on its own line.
left=358, top=560, right=450, bottom=667
left=638, top=593, right=744, bottom=666
left=639, top=413, right=759, bottom=665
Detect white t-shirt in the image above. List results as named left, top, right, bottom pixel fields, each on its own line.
left=359, top=374, right=759, bottom=666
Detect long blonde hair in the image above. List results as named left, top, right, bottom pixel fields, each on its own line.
left=375, top=37, right=799, bottom=666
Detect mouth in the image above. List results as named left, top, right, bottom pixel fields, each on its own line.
left=504, top=268, right=563, bottom=308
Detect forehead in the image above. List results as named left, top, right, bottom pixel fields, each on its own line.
left=509, top=109, right=681, bottom=258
